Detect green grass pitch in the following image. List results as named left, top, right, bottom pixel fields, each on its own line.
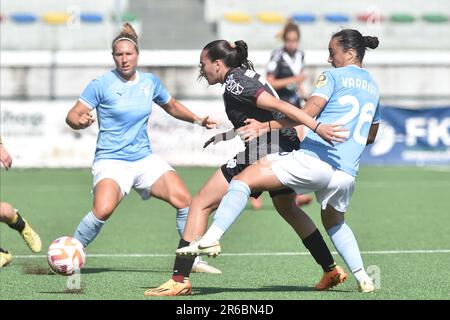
left=0, top=166, right=449, bottom=300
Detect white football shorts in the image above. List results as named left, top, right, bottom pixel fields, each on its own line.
left=92, top=154, right=174, bottom=200
left=270, top=150, right=355, bottom=212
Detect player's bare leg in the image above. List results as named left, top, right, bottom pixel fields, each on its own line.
left=249, top=196, right=263, bottom=209
left=295, top=194, right=313, bottom=206
left=149, top=171, right=192, bottom=211
left=0, top=202, right=41, bottom=253
left=73, top=178, right=122, bottom=247
left=150, top=170, right=223, bottom=274
left=144, top=169, right=228, bottom=295
left=182, top=169, right=229, bottom=242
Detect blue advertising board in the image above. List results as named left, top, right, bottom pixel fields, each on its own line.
left=361, top=106, right=450, bottom=165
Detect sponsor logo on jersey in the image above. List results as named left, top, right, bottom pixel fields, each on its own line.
left=225, top=75, right=244, bottom=95
left=226, top=158, right=237, bottom=168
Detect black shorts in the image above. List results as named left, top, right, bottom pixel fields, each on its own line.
left=220, top=152, right=294, bottom=199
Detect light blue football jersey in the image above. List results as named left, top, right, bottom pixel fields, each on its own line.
left=79, top=70, right=171, bottom=162
left=301, top=65, right=381, bottom=176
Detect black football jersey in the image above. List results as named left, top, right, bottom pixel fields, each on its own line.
left=222, top=67, right=299, bottom=158
left=266, top=47, right=305, bottom=106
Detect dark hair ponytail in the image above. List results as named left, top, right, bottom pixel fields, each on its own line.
left=363, top=36, right=379, bottom=49
left=203, top=40, right=254, bottom=71
left=332, top=29, right=379, bottom=62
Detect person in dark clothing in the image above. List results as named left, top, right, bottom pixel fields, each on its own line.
left=144, top=40, right=347, bottom=296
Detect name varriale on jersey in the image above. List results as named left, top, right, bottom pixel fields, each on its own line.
left=342, top=77, right=377, bottom=96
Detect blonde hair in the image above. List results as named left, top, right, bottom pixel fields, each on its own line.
left=112, top=23, right=139, bottom=53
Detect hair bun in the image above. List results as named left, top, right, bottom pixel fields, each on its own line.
left=363, top=36, right=379, bottom=49
left=234, top=40, right=248, bottom=51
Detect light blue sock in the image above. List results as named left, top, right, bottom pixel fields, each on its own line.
left=211, top=180, right=251, bottom=233
left=326, top=222, right=365, bottom=274
left=176, top=207, right=189, bottom=238
left=73, top=211, right=105, bottom=247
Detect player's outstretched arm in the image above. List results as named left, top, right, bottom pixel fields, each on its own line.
left=255, top=91, right=347, bottom=144
left=161, top=98, right=217, bottom=129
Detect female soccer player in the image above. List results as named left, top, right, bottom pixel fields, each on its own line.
left=263, top=21, right=312, bottom=208
left=144, top=40, right=347, bottom=296
left=267, top=21, right=307, bottom=109
left=0, top=137, right=42, bottom=267
left=66, top=23, right=219, bottom=273
left=180, top=29, right=381, bottom=293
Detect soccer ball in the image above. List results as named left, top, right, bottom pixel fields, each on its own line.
left=47, top=236, right=86, bottom=276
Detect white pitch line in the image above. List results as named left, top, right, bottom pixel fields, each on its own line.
left=12, top=249, right=450, bottom=259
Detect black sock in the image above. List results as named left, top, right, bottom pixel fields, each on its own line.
left=172, top=239, right=195, bottom=282
left=7, top=212, right=25, bottom=233
left=302, top=229, right=336, bottom=272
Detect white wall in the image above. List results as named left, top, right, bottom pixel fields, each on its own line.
left=1, top=50, right=450, bottom=105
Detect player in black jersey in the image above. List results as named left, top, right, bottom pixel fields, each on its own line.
left=265, top=22, right=312, bottom=208
left=144, top=40, right=347, bottom=296
left=266, top=22, right=307, bottom=109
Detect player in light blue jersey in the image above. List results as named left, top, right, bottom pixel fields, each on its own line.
left=65, top=23, right=220, bottom=274
left=181, top=29, right=381, bottom=293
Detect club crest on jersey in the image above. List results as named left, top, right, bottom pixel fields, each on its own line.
left=225, top=75, right=244, bottom=95
left=140, top=85, right=150, bottom=97
left=315, top=74, right=328, bottom=88
left=226, top=158, right=237, bottom=168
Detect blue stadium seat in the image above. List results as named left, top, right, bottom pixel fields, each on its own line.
left=291, top=13, right=316, bottom=24
left=10, top=13, right=37, bottom=24
left=80, top=13, right=103, bottom=23
left=324, top=13, right=350, bottom=23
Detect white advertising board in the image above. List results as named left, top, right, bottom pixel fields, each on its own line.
left=0, top=100, right=244, bottom=168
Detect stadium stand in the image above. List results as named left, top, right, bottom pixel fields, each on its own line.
left=207, top=0, right=450, bottom=50
left=1, top=0, right=117, bottom=50
left=1, top=0, right=449, bottom=50
left=1, top=0, right=449, bottom=103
